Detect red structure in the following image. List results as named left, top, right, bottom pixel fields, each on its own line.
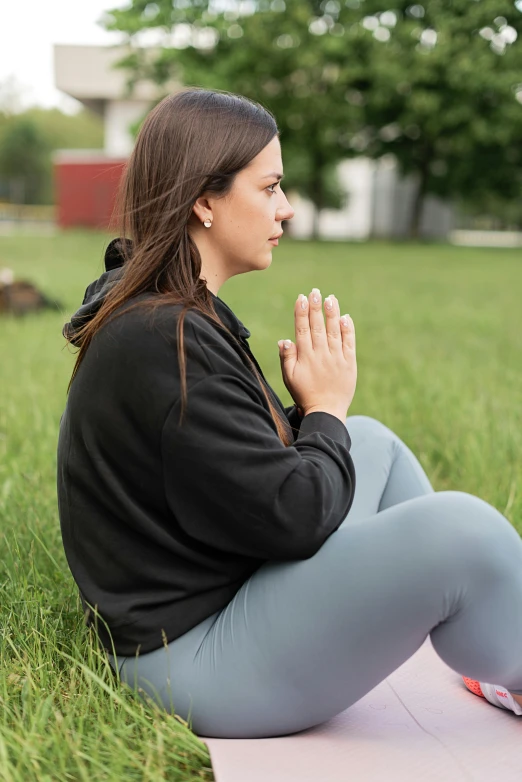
left=54, top=154, right=127, bottom=229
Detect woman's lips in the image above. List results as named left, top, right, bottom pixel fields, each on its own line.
left=268, top=238, right=279, bottom=245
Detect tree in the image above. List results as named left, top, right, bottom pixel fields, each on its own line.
left=344, top=0, right=522, bottom=236
left=0, top=117, right=51, bottom=204
left=23, top=107, right=103, bottom=151
left=103, top=0, right=522, bottom=238
left=0, top=94, right=104, bottom=204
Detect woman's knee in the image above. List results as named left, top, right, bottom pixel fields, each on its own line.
left=345, top=414, right=398, bottom=442
left=346, top=414, right=386, bottom=430
left=406, top=490, right=522, bottom=570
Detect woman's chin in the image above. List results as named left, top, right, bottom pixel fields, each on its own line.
left=251, top=250, right=273, bottom=269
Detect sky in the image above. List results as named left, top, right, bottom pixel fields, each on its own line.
left=1, top=0, right=129, bottom=113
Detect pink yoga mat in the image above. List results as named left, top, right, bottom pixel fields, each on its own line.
left=200, top=638, right=522, bottom=781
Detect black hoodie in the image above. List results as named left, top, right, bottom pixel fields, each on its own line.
left=57, top=239, right=356, bottom=655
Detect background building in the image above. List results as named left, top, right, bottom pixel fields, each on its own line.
left=53, top=44, right=174, bottom=228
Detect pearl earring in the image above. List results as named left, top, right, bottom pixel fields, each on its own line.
left=203, top=219, right=212, bottom=228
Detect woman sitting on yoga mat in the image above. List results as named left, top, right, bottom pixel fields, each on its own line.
left=57, top=88, right=522, bottom=738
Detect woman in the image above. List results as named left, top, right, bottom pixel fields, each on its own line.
left=57, top=88, right=522, bottom=739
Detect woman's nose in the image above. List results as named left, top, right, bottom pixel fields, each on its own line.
left=278, top=201, right=295, bottom=222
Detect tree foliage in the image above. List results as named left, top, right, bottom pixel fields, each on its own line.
left=346, top=0, right=522, bottom=233
left=0, top=102, right=103, bottom=205
left=22, top=107, right=104, bottom=151
left=0, top=118, right=51, bottom=204
left=103, top=0, right=522, bottom=235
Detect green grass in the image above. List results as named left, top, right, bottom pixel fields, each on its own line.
left=1, top=230, right=521, bottom=780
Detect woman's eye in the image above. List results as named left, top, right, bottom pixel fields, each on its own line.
left=267, top=182, right=279, bottom=194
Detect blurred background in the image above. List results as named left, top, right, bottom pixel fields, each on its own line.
left=1, top=3, right=522, bottom=779
left=2, top=0, right=522, bottom=242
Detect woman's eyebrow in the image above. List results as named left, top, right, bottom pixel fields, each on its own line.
left=262, top=172, right=285, bottom=180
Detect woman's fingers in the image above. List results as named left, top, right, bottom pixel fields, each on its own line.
left=307, top=289, right=330, bottom=351
left=324, top=294, right=343, bottom=355
left=341, top=313, right=356, bottom=357
left=295, top=290, right=348, bottom=356
left=294, top=293, right=313, bottom=356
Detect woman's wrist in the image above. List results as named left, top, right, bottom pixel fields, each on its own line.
left=303, top=406, right=347, bottom=424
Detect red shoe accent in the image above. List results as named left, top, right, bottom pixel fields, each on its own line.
left=463, top=677, right=485, bottom=698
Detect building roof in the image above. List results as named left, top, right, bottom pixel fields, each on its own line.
left=53, top=44, right=178, bottom=103
left=52, top=149, right=128, bottom=164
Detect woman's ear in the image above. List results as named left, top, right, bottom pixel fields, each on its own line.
left=190, top=195, right=213, bottom=226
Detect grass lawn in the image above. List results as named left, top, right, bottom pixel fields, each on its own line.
left=1, top=230, right=521, bottom=780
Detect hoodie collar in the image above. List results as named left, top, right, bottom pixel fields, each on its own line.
left=63, top=238, right=251, bottom=345
left=209, top=292, right=251, bottom=340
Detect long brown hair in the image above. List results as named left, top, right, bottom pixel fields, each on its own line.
left=66, top=88, right=293, bottom=446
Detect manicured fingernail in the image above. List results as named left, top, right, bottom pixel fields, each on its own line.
left=298, top=294, right=308, bottom=309
left=283, top=340, right=292, bottom=349
left=311, top=288, right=321, bottom=304
left=341, top=314, right=350, bottom=326
left=325, top=296, right=333, bottom=310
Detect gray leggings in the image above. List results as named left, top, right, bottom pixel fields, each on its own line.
left=110, top=415, right=522, bottom=738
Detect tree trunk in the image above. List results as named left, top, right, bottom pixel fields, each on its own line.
left=409, top=159, right=430, bottom=239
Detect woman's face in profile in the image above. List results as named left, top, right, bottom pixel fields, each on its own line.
left=190, top=135, right=295, bottom=288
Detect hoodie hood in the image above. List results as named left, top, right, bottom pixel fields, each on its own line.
left=62, top=238, right=251, bottom=346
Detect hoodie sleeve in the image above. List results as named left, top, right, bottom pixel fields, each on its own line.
left=285, top=403, right=303, bottom=438
left=161, top=373, right=355, bottom=561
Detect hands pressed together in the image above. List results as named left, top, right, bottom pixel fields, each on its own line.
left=277, top=289, right=357, bottom=425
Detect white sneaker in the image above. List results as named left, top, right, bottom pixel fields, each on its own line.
left=463, top=677, right=522, bottom=715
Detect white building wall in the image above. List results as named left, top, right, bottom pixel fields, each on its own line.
left=370, top=155, right=398, bottom=237
left=420, top=194, right=454, bottom=238
left=372, top=165, right=454, bottom=239
left=287, top=157, right=374, bottom=240
left=319, top=158, right=373, bottom=240
left=289, top=154, right=453, bottom=240
left=284, top=191, right=315, bottom=239
left=104, top=99, right=152, bottom=156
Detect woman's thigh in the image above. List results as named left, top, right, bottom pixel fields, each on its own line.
left=116, top=489, right=522, bottom=739
left=344, top=415, right=434, bottom=523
